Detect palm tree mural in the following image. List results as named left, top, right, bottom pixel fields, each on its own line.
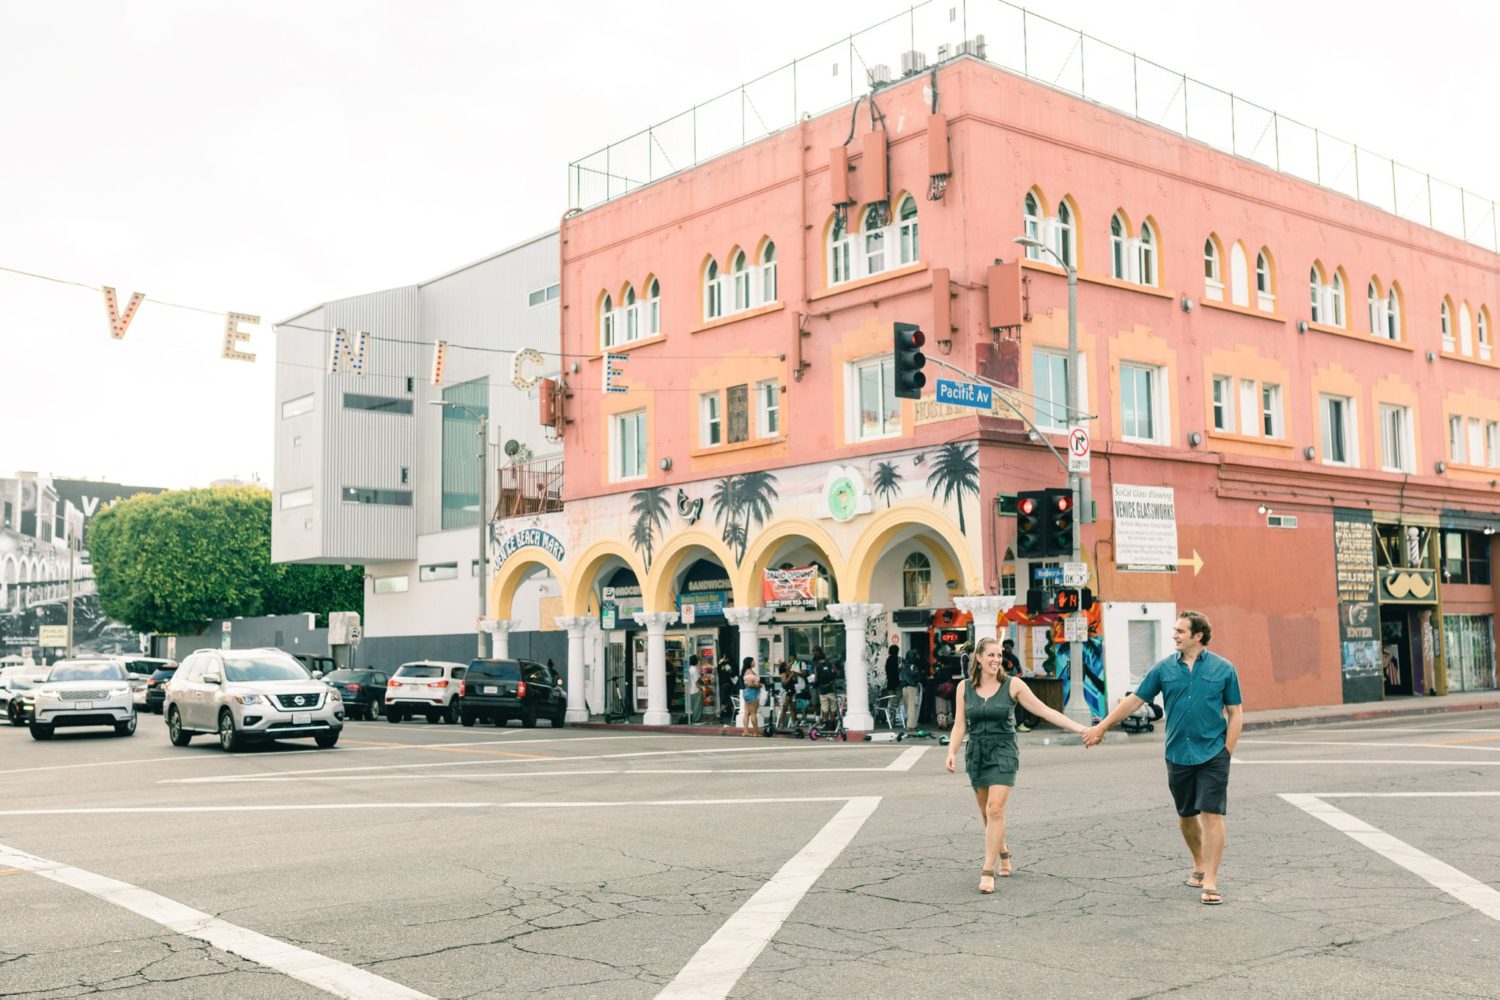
left=926, top=442, right=980, bottom=535
left=872, top=461, right=903, bottom=508
left=711, top=471, right=780, bottom=565
left=629, top=486, right=671, bottom=570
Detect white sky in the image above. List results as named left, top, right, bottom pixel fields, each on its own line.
left=2, top=0, right=1495, bottom=491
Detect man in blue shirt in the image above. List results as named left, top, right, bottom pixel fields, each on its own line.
left=1083, top=611, right=1243, bottom=905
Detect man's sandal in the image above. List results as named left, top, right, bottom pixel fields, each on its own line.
left=997, top=851, right=1013, bottom=877
left=979, top=869, right=996, bottom=894
left=1185, top=871, right=1206, bottom=888
left=1200, top=889, right=1223, bottom=905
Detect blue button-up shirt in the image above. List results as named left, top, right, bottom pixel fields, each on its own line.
left=1135, top=648, right=1243, bottom=766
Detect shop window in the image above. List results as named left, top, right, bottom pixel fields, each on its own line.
left=902, top=552, right=932, bottom=607
left=1442, top=530, right=1491, bottom=585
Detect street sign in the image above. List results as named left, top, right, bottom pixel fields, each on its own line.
left=1068, top=427, right=1091, bottom=473
left=38, top=625, right=67, bottom=647
left=1034, top=565, right=1064, bottom=584
left=934, top=378, right=993, bottom=409
left=348, top=625, right=362, bottom=644
left=1064, top=616, right=1088, bottom=643
left=601, top=601, right=618, bottom=630
left=1114, top=484, right=1179, bottom=571
left=1063, top=561, right=1089, bottom=586
left=680, top=603, right=696, bottom=625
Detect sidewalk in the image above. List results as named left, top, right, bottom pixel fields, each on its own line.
left=570, top=690, right=1500, bottom=740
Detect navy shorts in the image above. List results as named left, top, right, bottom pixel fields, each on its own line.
left=1166, top=748, right=1231, bottom=817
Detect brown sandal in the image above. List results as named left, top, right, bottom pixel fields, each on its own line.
left=1200, top=889, right=1223, bottom=905
left=1185, top=871, right=1205, bottom=888
left=998, top=851, right=1013, bottom=877
left=979, top=869, right=996, bottom=894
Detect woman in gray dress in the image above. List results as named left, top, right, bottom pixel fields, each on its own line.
left=946, top=636, right=1088, bottom=893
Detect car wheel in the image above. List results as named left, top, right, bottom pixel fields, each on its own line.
left=115, top=713, right=138, bottom=737
left=218, top=710, right=242, bottom=752
left=461, top=713, right=476, bottom=727
left=29, top=723, right=54, bottom=741
left=387, top=708, right=403, bottom=723
left=522, top=709, right=538, bottom=729
left=426, top=711, right=440, bottom=724
left=367, top=700, right=382, bottom=721
left=167, top=707, right=193, bottom=746
left=8, top=704, right=22, bottom=727
left=314, top=731, right=340, bottom=749
left=444, top=700, right=461, bottom=725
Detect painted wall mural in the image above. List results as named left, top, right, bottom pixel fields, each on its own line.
left=925, top=442, right=979, bottom=535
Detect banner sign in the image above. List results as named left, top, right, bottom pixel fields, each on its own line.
left=493, top=528, right=566, bottom=564
left=1113, top=484, right=1179, bottom=571
left=763, top=566, right=818, bottom=608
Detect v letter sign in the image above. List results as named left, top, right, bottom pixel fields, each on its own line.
left=103, top=287, right=146, bottom=340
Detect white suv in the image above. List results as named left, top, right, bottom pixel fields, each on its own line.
left=385, top=661, right=466, bottom=724
left=29, top=659, right=137, bottom=740
left=166, top=648, right=344, bottom=752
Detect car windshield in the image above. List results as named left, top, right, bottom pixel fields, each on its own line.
left=222, top=656, right=310, bottom=683
left=395, top=664, right=444, bottom=678
left=48, top=662, right=126, bottom=682
left=466, top=661, right=520, bottom=681
left=324, top=670, right=365, bottom=682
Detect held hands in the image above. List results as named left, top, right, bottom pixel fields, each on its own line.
left=1080, top=724, right=1104, bottom=748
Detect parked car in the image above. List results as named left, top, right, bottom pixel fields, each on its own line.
left=3, top=666, right=49, bottom=726
left=459, top=658, right=566, bottom=729
left=28, top=658, right=137, bottom=740
left=127, top=672, right=151, bottom=709
left=143, top=663, right=179, bottom=714
left=385, top=661, right=466, bottom=724
left=322, top=669, right=390, bottom=720
left=165, top=647, right=344, bottom=752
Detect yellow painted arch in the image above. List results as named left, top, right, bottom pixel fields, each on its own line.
left=566, top=540, right=646, bottom=619
left=737, top=517, right=850, bottom=609
left=492, top=549, right=566, bottom=619
left=846, top=503, right=981, bottom=602
left=644, top=528, right=738, bottom=613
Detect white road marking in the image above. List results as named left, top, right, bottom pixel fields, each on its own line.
left=0, top=796, right=862, bottom=817
left=1311, top=791, right=1500, bottom=798
left=1285, top=727, right=1500, bottom=736
left=887, top=747, right=928, bottom=771
left=1280, top=794, right=1500, bottom=923
left=657, top=796, right=881, bottom=1000
left=162, top=743, right=891, bottom=784
left=1239, top=738, right=1500, bottom=753
left=0, top=841, right=434, bottom=999
left=1234, top=758, right=1500, bottom=766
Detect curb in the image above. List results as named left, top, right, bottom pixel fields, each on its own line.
left=1241, top=698, right=1500, bottom=733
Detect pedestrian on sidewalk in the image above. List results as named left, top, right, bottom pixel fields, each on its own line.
left=740, top=656, right=762, bottom=737
left=946, top=637, right=1088, bottom=894
left=884, top=644, right=901, bottom=695
left=1083, top=610, right=1243, bottom=906
left=717, top=655, right=737, bottom=723
left=899, top=650, right=923, bottom=730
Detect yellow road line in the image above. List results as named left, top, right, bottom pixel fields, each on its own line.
left=1424, top=733, right=1500, bottom=747
left=0, top=867, right=22, bottom=877
left=341, top=739, right=555, bottom=761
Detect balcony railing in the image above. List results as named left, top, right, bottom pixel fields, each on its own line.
left=495, top=460, right=563, bottom=519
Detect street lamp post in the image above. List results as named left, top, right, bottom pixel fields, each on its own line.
left=431, top=400, right=490, bottom=659
left=1012, top=235, right=1092, bottom=727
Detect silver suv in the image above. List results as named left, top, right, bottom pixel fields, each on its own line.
left=28, top=659, right=137, bottom=740
left=385, top=660, right=466, bottom=724
left=165, top=648, right=344, bottom=752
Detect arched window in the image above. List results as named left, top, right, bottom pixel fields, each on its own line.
left=1229, top=242, right=1248, bottom=305
left=623, top=284, right=638, bottom=342
left=1023, top=192, right=1043, bottom=260
left=863, top=204, right=888, bottom=275
left=1138, top=221, right=1158, bottom=287
left=600, top=293, right=615, bottom=348
left=1255, top=249, right=1275, bottom=310
left=1458, top=302, right=1473, bottom=356
left=902, top=552, right=932, bottom=608
left=1479, top=308, right=1492, bottom=362
left=1385, top=286, right=1401, bottom=341
left=897, top=195, right=919, bottom=265
left=704, top=259, right=723, bottom=320
left=1441, top=298, right=1455, bottom=352
left=1330, top=271, right=1347, bottom=327
left=828, top=217, right=853, bottom=285
left=1056, top=199, right=1075, bottom=267
left=759, top=242, right=777, bottom=303
left=731, top=250, right=751, bottom=312
left=646, top=278, right=660, bottom=335
left=1368, top=280, right=1382, bottom=335
left=1204, top=238, right=1223, bottom=301
left=1309, top=264, right=1324, bottom=323
left=1110, top=214, right=1126, bottom=279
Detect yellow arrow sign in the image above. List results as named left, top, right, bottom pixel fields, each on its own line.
left=1178, top=549, right=1204, bottom=576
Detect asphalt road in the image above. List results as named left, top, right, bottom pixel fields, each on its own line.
left=1, top=710, right=1497, bottom=999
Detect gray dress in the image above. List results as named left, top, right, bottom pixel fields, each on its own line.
left=964, top=676, right=1020, bottom=789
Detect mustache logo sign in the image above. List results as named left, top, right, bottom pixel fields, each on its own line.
left=1383, top=569, right=1434, bottom=600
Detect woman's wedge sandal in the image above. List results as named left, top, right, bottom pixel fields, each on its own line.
left=979, top=869, right=996, bottom=894
left=997, top=851, right=1013, bottom=877
left=1185, top=871, right=1206, bottom=888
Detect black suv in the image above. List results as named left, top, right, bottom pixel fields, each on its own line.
left=460, top=659, right=566, bottom=728
left=143, top=663, right=179, bottom=714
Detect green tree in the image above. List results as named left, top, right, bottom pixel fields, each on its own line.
left=89, top=486, right=362, bottom=635
left=926, top=442, right=980, bottom=535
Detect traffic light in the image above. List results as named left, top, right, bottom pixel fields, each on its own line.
left=1043, top=486, right=1074, bottom=558
left=893, top=322, right=927, bottom=399
left=1016, top=489, right=1046, bottom=558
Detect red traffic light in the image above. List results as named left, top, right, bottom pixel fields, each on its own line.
left=1053, top=494, right=1072, bottom=512
left=907, top=329, right=925, bottom=348
left=1016, top=496, right=1037, bottom=516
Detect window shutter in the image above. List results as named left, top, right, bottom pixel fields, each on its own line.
left=727, top=384, right=750, bottom=443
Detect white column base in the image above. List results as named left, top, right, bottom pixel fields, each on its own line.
left=565, top=709, right=590, bottom=723
left=643, top=709, right=672, bottom=726
left=843, top=709, right=875, bottom=732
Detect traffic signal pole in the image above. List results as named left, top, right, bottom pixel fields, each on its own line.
left=1063, top=257, right=1092, bottom=727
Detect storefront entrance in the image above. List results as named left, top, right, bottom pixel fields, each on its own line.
left=1443, top=614, right=1497, bottom=692
left=1380, top=606, right=1438, bottom=696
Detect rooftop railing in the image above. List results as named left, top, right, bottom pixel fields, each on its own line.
left=568, top=0, right=1497, bottom=252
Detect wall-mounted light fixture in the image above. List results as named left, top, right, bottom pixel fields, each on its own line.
left=1485, top=526, right=1496, bottom=536
left=1257, top=504, right=1272, bottom=515
left=1426, top=351, right=1437, bottom=363
left=1435, top=460, right=1447, bottom=474
left=659, top=457, right=672, bottom=471
left=936, top=339, right=953, bottom=355
left=1303, top=446, right=1317, bottom=461
left=1181, top=296, right=1195, bottom=312
left=1297, top=320, right=1309, bottom=334
left=1187, top=431, right=1202, bottom=447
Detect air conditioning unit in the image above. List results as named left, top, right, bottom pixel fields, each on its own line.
left=868, top=63, right=893, bottom=86
left=956, top=34, right=987, bottom=59
left=900, top=50, right=928, bottom=76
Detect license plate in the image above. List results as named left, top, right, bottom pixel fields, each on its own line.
left=74, top=701, right=93, bottom=710
left=293, top=712, right=311, bottom=724
left=483, top=685, right=498, bottom=694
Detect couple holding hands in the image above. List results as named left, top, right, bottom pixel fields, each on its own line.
left=945, top=611, right=1243, bottom=904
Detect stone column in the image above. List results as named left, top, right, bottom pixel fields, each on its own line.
left=488, top=619, right=519, bottom=659
left=952, top=595, right=1015, bottom=643
left=632, top=611, right=679, bottom=726
left=827, top=601, right=884, bottom=732
left=556, top=616, right=593, bottom=722
left=723, top=606, right=777, bottom=727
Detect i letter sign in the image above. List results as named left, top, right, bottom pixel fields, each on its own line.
left=1068, top=427, right=1090, bottom=473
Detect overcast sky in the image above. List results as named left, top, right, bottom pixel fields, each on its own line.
left=2, top=0, right=1496, bottom=491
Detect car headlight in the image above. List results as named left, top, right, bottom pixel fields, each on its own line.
left=327, top=688, right=342, bottom=701
left=36, top=689, right=60, bottom=702
left=234, top=694, right=262, bottom=705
